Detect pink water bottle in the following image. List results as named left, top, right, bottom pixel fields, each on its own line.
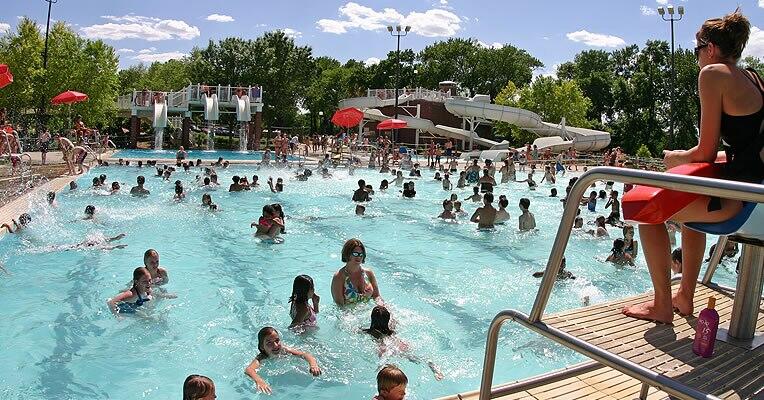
left=693, top=297, right=719, bottom=358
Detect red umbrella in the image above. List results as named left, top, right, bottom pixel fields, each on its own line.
left=377, top=118, right=407, bottom=130
left=51, top=90, right=89, bottom=105
left=331, top=107, right=364, bottom=128
left=0, top=64, right=12, bottom=89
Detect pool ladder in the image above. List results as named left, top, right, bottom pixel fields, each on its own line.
left=478, top=167, right=764, bottom=400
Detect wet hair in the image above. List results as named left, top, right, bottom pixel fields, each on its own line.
left=442, top=199, right=452, bottom=208
left=289, top=274, right=314, bottom=304
left=355, top=204, right=366, bottom=215
left=598, top=190, right=606, bottom=199
left=18, top=213, right=31, bottom=225
left=622, top=224, right=635, bottom=236
left=47, top=191, right=55, bottom=203
left=92, top=177, right=100, bottom=186
left=143, top=249, right=158, bottom=266
left=137, top=175, right=145, bottom=185
left=590, top=191, right=597, bottom=199
left=672, top=247, right=683, bottom=263
left=697, top=9, right=750, bottom=61
left=203, top=177, right=210, bottom=185
left=498, top=195, right=509, bottom=208
left=377, top=364, right=408, bottom=393
left=550, top=188, right=558, bottom=196
left=138, top=160, right=143, bottom=167
left=202, top=193, right=212, bottom=205
left=252, top=175, right=259, bottom=182
left=473, top=186, right=479, bottom=193
left=262, top=204, right=276, bottom=218
left=519, top=198, right=530, bottom=209
left=99, top=174, right=107, bottom=183
left=358, top=179, right=366, bottom=188
left=85, top=205, right=95, bottom=215
left=111, top=182, right=119, bottom=190
left=341, top=238, right=366, bottom=262
left=271, top=203, right=284, bottom=218
left=132, top=267, right=150, bottom=287
left=364, top=305, right=394, bottom=336
left=232, top=175, right=240, bottom=183
left=257, top=326, right=278, bottom=359
left=175, top=185, right=183, bottom=195
left=574, top=216, right=584, bottom=226
left=611, top=190, right=619, bottom=198
left=484, top=192, right=494, bottom=203
left=612, top=238, right=625, bottom=251
left=183, top=374, right=215, bottom=400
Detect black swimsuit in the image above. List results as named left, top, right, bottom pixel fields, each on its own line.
left=708, top=68, right=764, bottom=211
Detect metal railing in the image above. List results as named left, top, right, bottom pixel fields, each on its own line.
left=366, top=87, right=453, bottom=102
left=479, top=167, right=764, bottom=400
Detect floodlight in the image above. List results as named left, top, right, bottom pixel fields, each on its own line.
left=396, top=25, right=401, bottom=32
left=405, top=26, right=411, bottom=32
left=678, top=6, right=684, bottom=15
left=668, top=5, right=674, bottom=15
left=387, top=26, right=393, bottom=32
left=657, top=7, right=665, bottom=15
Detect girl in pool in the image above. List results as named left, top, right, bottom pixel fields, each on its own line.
left=331, top=238, right=382, bottom=305
left=540, top=165, right=556, bottom=184
left=495, top=195, right=510, bottom=224
left=607, top=238, right=634, bottom=266
left=251, top=204, right=284, bottom=240
left=622, top=225, right=639, bottom=259
left=107, top=267, right=153, bottom=318
left=82, top=205, right=96, bottom=220
left=183, top=374, right=215, bottom=400
left=363, top=305, right=444, bottom=380
left=174, top=184, right=186, bottom=200
left=109, top=182, right=120, bottom=194
left=515, top=172, right=537, bottom=190
left=581, top=190, right=597, bottom=212
left=456, top=171, right=467, bottom=188
left=143, top=249, right=169, bottom=286
left=379, top=179, right=389, bottom=191
left=289, top=274, right=320, bottom=328
left=244, top=327, right=322, bottom=394
left=438, top=200, right=455, bottom=220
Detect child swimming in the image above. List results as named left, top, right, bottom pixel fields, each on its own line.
left=182, top=375, right=215, bottom=400
left=289, top=275, right=320, bottom=328
left=374, top=364, right=408, bottom=400
left=606, top=238, right=634, bottom=266
left=518, top=198, right=536, bottom=231
left=244, top=327, right=321, bottom=394
left=363, top=306, right=444, bottom=380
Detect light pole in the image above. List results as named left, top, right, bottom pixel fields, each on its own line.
left=658, top=4, right=684, bottom=149
left=38, top=0, right=58, bottom=130
left=318, top=111, right=324, bottom=135
left=387, top=24, right=410, bottom=144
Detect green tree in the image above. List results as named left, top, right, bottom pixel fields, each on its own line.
left=741, top=56, right=764, bottom=72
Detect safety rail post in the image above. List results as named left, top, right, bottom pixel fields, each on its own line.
left=701, top=236, right=728, bottom=284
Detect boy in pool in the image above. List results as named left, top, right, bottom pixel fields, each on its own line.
left=1, top=213, right=31, bottom=233
left=183, top=375, right=215, bottom=400
left=464, top=186, right=482, bottom=202
left=374, top=364, right=408, bottom=400
left=453, top=201, right=467, bottom=217
left=518, top=198, right=536, bottom=231
left=353, top=179, right=371, bottom=202
left=587, top=216, right=609, bottom=237
left=130, top=175, right=150, bottom=196
left=470, top=192, right=497, bottom=229
left=532, top=257, right=575, bottom=280
left=438, top=200, right=455, bottom=220
left=605, top=190, right=621, bottom=226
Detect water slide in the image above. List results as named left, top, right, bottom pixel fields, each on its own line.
left=362, top=108, right=501, bottom=148
left=153, top=99, right=168, bottom=150
left=444, top=97, right=611, bottom=152
left=203, top=93, right=219, bottom=121
left=235, top=95, right=252, bottom=122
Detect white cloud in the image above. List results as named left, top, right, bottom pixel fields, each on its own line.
left=132, top=51, right=187, bottom=63
left=743, top=26, right=764, bottom=59
left=760, top=0, right=764, bottom=8
left=280, top=28, right=302, bottom=39
left=138, top=47, right=157, bottom=54
left=0, top=23, right=10, bottom=33
left=533, top=63, right=560, bottom=80
left=656, top=0, right=668, bottom=4
left=206, top=14, right=234, bottom=22
left=641, top=6, right=657, bottom=16
left=440, top=0, right=448, bottom=4
left=566, top=30, right=626, bottom=48
left=477, top=41, right=503, bottom=49
left=81, top=15, right=200, bottom=41
left=364, top=57, right=381, bottom=66
left=117, top=48, right=135, bottom=53
left=316, top=2, right=461, bottom=37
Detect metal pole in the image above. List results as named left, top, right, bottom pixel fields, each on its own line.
left=669, top=18, right=675, bottom=149
left=43, top=0, right=54, bottom=68
left=394, top=33, right=400, bottom=145
left=727, top=245, right=764, bottom=339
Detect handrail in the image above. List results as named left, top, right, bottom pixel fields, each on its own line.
left=479, top=310, right=721, bottom=400
left=531, top=167, right=764, bottom=322
left=479, top=167, right=764, bottom=400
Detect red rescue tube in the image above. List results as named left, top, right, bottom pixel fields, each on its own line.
left=622, top=160, right=725, bottom=224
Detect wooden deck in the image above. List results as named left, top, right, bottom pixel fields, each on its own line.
left=441, top=283, right=763, bottom=400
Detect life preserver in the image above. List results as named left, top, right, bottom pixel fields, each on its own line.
left=622, top=159, right=725, bottom=224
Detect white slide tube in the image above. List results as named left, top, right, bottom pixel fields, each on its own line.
left=153, top=100, right=168, bottom=150
left=203, top=93, right=219, bottom=121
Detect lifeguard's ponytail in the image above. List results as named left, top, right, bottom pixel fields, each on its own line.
left=698, top=8, right=750, bottom=60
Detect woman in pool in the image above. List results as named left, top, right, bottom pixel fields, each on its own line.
left=624, top=10, right=764, bottom=323
left=289, top=274, right=320, bottom=328
left=607, top=238, right=634, bottom=266
left=494, top=195, right=510, bottom=224
left=331, top=238, right=382, bottom=305
left=362, top=305, right=444, bottom=380
left=515, top=172, right=537, bottom=190
left=621, top=225, right=639, bottom=259
left=244, top=327, right=321, bottom=394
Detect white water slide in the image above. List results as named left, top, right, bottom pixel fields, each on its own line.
left=153, top=100, right=168, bottom=149
left=444, top=97, right=611, bottom=152
left=203, top=93, right=220, bottom=121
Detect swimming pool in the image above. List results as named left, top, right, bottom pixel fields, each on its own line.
left=112, top=149, right=299, bottom=161
left=0, top=166, right=739, bottom=399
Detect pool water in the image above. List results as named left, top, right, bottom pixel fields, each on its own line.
left=0, top=166, right=739, bottom=399
left=113, top=149, right=299, bottom=161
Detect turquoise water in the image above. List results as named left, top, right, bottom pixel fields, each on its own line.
left=113, top=149, right=298, bottom=161
left=0, top=166, right=739, bottom=399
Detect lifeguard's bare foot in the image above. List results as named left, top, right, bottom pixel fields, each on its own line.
left=672, top=292, right=694, bottom=316
left=622, top=301, right=674, bottom=324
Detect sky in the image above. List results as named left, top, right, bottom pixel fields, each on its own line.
left=2, top=0, right=764, bottom=79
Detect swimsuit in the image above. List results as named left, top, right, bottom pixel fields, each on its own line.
left=343, top=268, right=371, bottom=304
left=258, top=216, right=272, bottom=229
left=587, top=199, right=596, bottom=212
left=290, top=302, right=317, bottom=326
left=117, top=292, right=150, bottom=313
left=466, top=170, right=479, bottom=183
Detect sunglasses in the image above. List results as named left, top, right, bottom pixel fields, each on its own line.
left=351, top=251, right=365, bottom=257
left=694, top=42, right=708, bottom=59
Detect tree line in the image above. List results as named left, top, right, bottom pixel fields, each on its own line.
left=1, top=18, right=762, bottom=154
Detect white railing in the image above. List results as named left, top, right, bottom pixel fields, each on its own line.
left=365, top=87, right=453, bottom=102
left=116, top=84, right=264, bottom=111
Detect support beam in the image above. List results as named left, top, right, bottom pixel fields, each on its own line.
left=253, top=111, right=263, bottom=150
left=181, top=116, right=191, bottom=149
left=129, top=115, right=139, bottom=148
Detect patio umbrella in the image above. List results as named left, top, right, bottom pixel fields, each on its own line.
left=377, top=118, right=407, bottom=130
left=331, top=107, right=364, bottom=128
left=51, top=90, right=89, bottom=105
left=0, top=64, right=13, bottom=89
